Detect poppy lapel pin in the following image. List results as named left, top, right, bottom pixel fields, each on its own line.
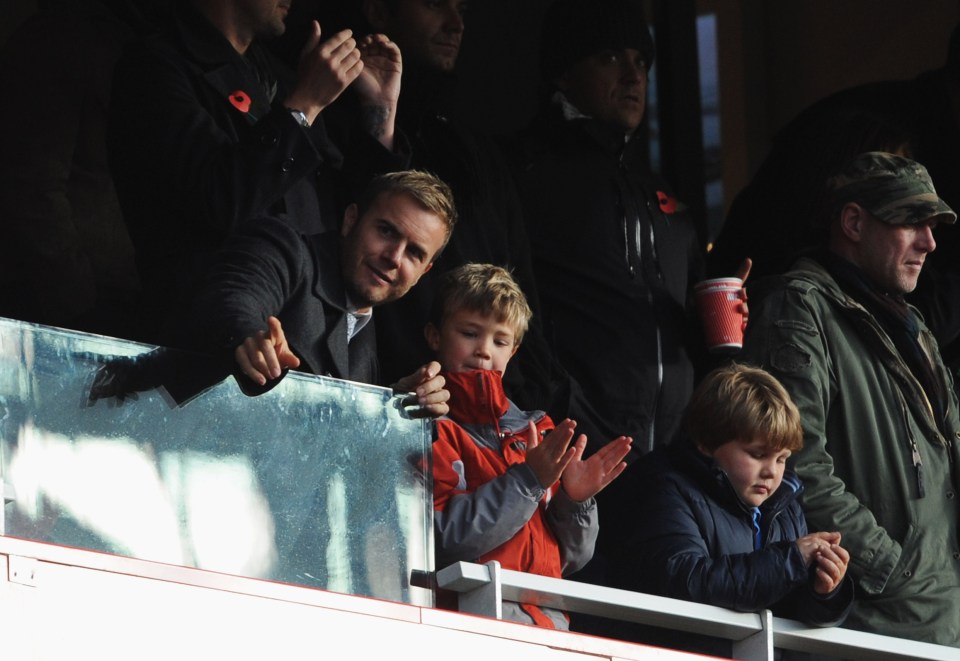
left=228, top=89, right=251, bottom=114
left=656, top=190, right=678, bottom=214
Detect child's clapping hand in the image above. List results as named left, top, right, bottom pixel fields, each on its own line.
left=524, top=419, right=578, bottom=489
left=560, top=434, right=632, bottom=502
left=524, top=419, right=632, bottom=502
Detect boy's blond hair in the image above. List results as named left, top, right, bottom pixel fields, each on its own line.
left=686, top=363, right=803, bottom=453
left=430, top=263, right=533, bottom=344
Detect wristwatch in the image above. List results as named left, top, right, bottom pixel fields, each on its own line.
left=288, top=108, right=310, bottom=128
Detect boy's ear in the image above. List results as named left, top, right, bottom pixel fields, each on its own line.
left=695, top=442, right=713, bottom=457
left=424, top=322, right=441, bottom=352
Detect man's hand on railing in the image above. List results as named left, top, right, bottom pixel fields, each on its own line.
left=393, top=360, right=450, bottom=419
left=234, top=316, right=300, bottom=386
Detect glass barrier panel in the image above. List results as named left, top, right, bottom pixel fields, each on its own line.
left=0, top=317, right=434, bottom=606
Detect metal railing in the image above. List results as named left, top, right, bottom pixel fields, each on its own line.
left=433, top=560, right=960, bottom=661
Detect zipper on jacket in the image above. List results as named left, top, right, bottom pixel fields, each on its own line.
left=895, top=389, right=926, bottom=499
left=911, top=439, right=926, bottom=498
left=622, top=211, right=633, bottom=276
left=616, top=158, right=666, bottom=451
left=643, top=198, right=664, bottom=452
left=848, top=294, right=936, bottom=498
left=618, top=151, right=635, bottom=277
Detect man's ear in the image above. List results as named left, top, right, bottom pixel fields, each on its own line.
left=839, top=202, right=866, bottom=243
left=424, top=322, right=441, bottom=352
left=341, top=203, right=359, bottom=237
left=362, top=0, right=391, bottom=32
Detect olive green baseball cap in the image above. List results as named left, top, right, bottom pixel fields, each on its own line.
left=827, top=151, right=956, bottom=225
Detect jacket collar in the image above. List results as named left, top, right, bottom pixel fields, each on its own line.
left=443, top=369, right=510, bottom=425
left=308, top=232, right=353, bottom=379
left=170, top=2, right=274, bottom=122
left=669, top=440, right=802, bottom=518
left=542, top=93, right=643, bottom=160
left=442, top=370, right=547, bottom=463
left=775, top=255, right=953, bottom=444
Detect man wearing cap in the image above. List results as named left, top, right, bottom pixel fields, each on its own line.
left=740, top=151, right=960, bottom=645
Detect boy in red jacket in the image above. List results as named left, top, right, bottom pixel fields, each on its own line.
left=426, top=263, right=632, bottom=628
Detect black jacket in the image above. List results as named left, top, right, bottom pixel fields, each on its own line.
left=108, top=1, right=399, bottom=339
left=514, top=103, right=705, bottom=456
left=190, top=216, right=378, bottom=389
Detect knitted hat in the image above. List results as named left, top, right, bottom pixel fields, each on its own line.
left=539, top=0, right=655, bottom=83
left=827, top=151, right=956, bottom=225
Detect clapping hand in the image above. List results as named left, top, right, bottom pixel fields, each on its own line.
left=524, top=419, right=578, bottom=489
left=561, top=434, right=632, bottom=502
left=285, top=22, right=364, bottom=123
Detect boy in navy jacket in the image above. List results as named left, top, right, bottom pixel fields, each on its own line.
left=628, top=364, right=853, bottom=633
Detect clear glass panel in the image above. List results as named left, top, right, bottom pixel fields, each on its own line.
left=0, top=317, right=434, bottom=606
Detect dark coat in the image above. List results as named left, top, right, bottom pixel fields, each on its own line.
left=740, top=257, right=960, bottom=645
left=0, top=0, right=155, bottom=338
left=628, top=442, right=852, bottom=625
left=107, top=2, right=399, bottom=339
left=513, top=104, right=706, bottom=591
left=191, top=216, right=378, bottom=388
left=514, top=104, right=705, bottom=456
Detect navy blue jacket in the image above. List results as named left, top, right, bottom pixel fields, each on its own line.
left=628, top=441, right=852, bottom=625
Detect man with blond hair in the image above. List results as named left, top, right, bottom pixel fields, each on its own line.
left=191, top=170, right=457, bottom=416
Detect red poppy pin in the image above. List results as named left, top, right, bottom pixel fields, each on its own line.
left=657, top=190, right=678, bottom=214
left=228, top=90, right=251, bottom=113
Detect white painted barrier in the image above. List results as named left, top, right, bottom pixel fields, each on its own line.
left=435, top=561, right=960, bottom=661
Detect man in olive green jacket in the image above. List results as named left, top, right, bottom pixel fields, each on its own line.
left=740, top=151, right=960, bottom=646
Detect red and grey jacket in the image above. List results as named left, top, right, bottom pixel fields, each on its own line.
left=433, top=369, right=598, bottom=628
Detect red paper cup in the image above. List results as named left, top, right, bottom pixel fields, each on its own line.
left=694, top=277, right=745, bottom=354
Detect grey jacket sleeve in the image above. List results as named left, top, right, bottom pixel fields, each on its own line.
left=434, top=462, right=545, bottom=568
left=546, top=489, right=598, bottom=575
